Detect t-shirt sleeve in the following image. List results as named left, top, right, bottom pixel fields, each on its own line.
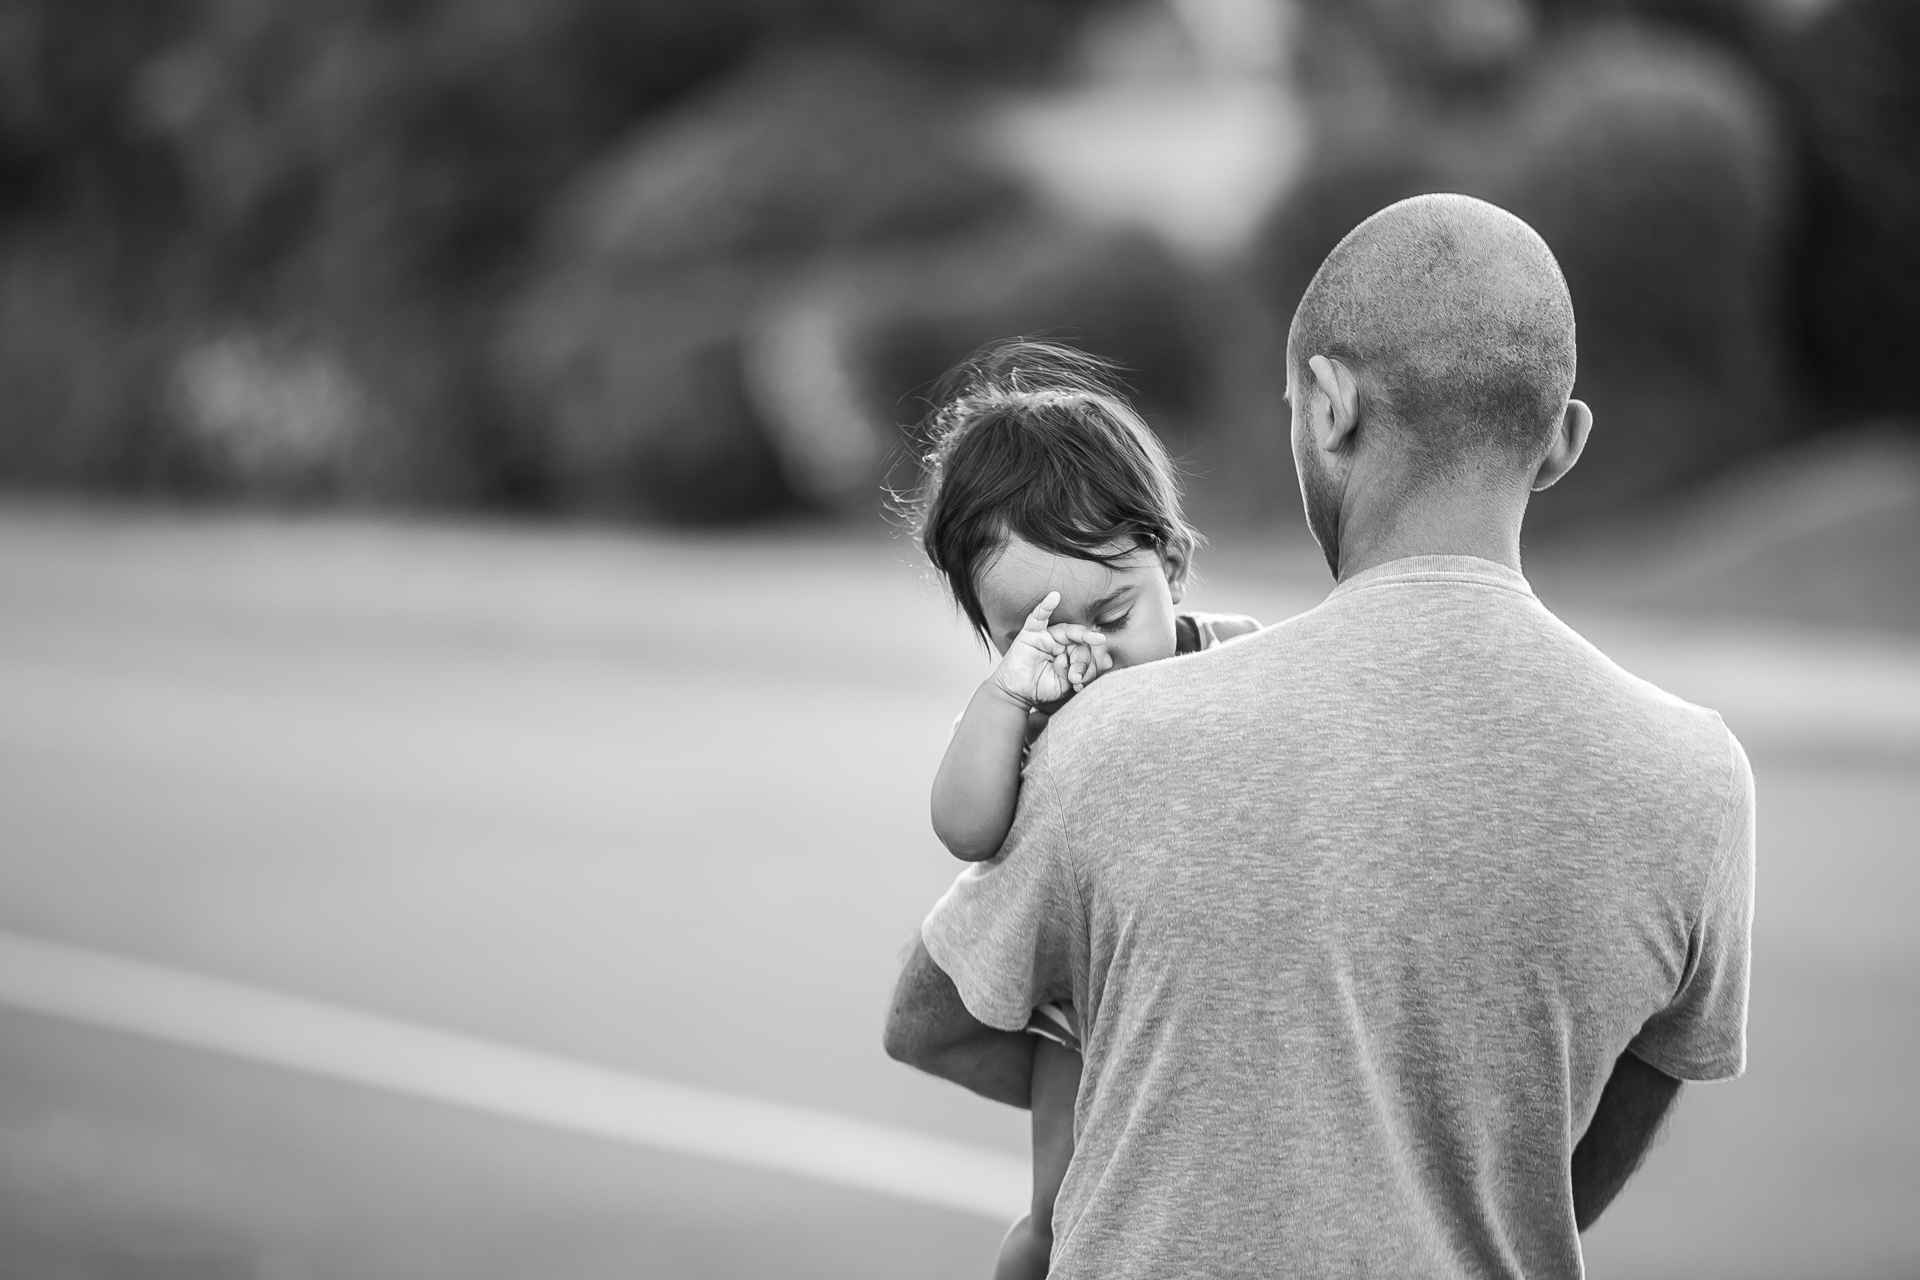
left=920, top=743, right=1080, bottom=1033
left=1630, top=729, right=1756, bottom=1081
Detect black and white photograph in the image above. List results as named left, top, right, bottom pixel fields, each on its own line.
left=0, top=0, right=1914, bottom=1276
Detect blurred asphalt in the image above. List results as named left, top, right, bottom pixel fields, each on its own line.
left=0, top=493, right=1916, bottom=1279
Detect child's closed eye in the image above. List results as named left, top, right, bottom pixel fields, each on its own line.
left=1096, top=611, right=1131, bottom=630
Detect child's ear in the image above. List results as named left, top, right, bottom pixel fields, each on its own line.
left=1162, top=539, right=1192, bottom=605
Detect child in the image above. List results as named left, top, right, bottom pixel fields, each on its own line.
left=914, top=340, right=1259, bottom=1279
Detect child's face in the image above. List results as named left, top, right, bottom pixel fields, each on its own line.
left=976, top=536, right=1186, bottom=671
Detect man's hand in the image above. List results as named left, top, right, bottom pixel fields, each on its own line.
left=990, top=591, right=1111, bottom=711
left=1571, top=1049, right=1683, bottom=1231
left=883, top=940, right=1037, bottom=1109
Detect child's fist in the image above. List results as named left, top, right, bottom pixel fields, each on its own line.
left=992, top=591, right=1111, bottom=710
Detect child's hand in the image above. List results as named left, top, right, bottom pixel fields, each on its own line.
left=990, top=591, right=1112, bottom=711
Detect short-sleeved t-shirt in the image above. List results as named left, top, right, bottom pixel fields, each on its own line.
left=1025, top=609, right=1260, bottom=1052
left=922, top=555, right=1755, bottom=1280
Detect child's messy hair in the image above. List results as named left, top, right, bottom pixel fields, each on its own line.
left=913, top=338, right=1200, bottom=640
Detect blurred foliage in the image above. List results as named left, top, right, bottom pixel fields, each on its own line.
left=0, top=0, right=1103, bottom=509
left=500, top=41, right=1219, bottom=520
left=0, top=0, right=1912, bottom=523
left=0, top=0, right=194, bottom=487
left=1776, top=0, right=1920, bottom=422
left=1261, top=0, right=1802, bottom=521
left=497, top=44, right=1023, bottom=519
left=545, top=46, right=1021, bottom=275
left=1512, top=24, right=1791, bottom=519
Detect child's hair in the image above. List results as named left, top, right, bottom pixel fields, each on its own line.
left=914, top=339, right=1199, bottom=639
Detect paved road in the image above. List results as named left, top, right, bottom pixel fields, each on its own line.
left=1, top=505, right=1914, bottom=1278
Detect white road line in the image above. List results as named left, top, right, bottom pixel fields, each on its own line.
left=0, top=929, right=1025, bottom=1221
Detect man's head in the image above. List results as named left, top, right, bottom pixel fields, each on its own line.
left=1286, top=194, right=1591, bottom=574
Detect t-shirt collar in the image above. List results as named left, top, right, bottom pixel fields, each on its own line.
left=1326, top=554, right=1535, bottom=600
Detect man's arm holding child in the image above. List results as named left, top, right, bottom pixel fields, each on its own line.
left=931, top=591, right=1107, bottom=861
left=1570, top=1050, right=1682, bottom=1231
left=884, top=939, right=1037, bottom=1107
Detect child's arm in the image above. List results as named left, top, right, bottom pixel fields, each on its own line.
left=931, top=592, right=1108, bottom=862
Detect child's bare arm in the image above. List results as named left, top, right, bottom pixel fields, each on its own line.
left=931, top=592, right=1108, bottom=861
left=931, top=681, right=1034, bottom=861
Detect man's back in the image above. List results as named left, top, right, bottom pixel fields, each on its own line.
left=922, top=555, right=1754, bottom=1279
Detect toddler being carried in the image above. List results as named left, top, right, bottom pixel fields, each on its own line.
left=913, top=340, right=1259, bottom=1279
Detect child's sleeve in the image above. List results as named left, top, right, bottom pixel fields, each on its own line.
left=1203, top=613, right=1263, bottom=645
left=1024, top=1002, right=1082, bottom=1053
left=1178, top=612, right=1263, bottom=654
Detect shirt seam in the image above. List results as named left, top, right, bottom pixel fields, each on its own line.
left=1657, top=721, right=1749, bottom=1024
left=1627, top=1038, right=1741, bottom=1081
left=1695, top=723, right=1750, bottom=934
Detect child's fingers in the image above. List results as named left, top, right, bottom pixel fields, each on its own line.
left=1068, top=641, right=1100, bottom=688
left=1050, top=626, right=1105, bottom=684
left=1047, top=623, right=1106, bottom=647
left=1021, top=627, right=1065, bottom=659
left=1072, top=640, right=1116, bottom=689
left=1020, top=591, right=1062, bottom=635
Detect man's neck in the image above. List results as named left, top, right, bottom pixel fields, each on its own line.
left=1334, top=475, right=1529, bottom=582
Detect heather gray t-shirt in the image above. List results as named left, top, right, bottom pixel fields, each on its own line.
left=922, top=555, right=1755, bottom=1280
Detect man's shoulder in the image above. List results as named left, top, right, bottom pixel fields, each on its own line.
left=1035, top=623, right=1274, bottom=765
left=1518, top=608, right=1744, bottom=807
left=1542, top=611, right=1733, bottom=742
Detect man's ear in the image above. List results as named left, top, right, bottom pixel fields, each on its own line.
left=1161, top=538, right=1193, bottom=606
left=1307, top=355, right=1362, bottom=454
left=1532, top=398, right=1592, bottom=492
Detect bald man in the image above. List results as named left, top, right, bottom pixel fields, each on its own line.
left=885, top=195, right=1755, bottom=1279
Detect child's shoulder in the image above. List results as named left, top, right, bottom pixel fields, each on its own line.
left=1174, top=610, right=1263, bottom=655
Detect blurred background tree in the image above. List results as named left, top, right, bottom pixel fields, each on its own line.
left=0, top=0, right=1911, bottom=525
left=1259, top=0, right=1798, bottom=521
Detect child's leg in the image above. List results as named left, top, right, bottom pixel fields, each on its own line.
left=992, top=1215, right=1050, bottom=1280
left=992, top=1038, right=1081, bottom=1280
left=1029, top=1038, right=1080, bottom=1233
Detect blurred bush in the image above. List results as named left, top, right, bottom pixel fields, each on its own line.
left=140, top=0, right=800, bottom=503
left=0, top=0, right=1912, bottom=525
left=1498, top=22, right=1791, bottom=520
left=498, top=39, right=1224, bottom=521
left=496, top=45, right=1023, bottom=520
left=1775, top=0, right=1920, bottom=423
left=1259, top=1, right=1793, bottom=521
left=0, top=0, right=195, bottom=488
left=0, top=0, right=1104, bottom=511
left=754, top=219, right=1221, bottom=510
